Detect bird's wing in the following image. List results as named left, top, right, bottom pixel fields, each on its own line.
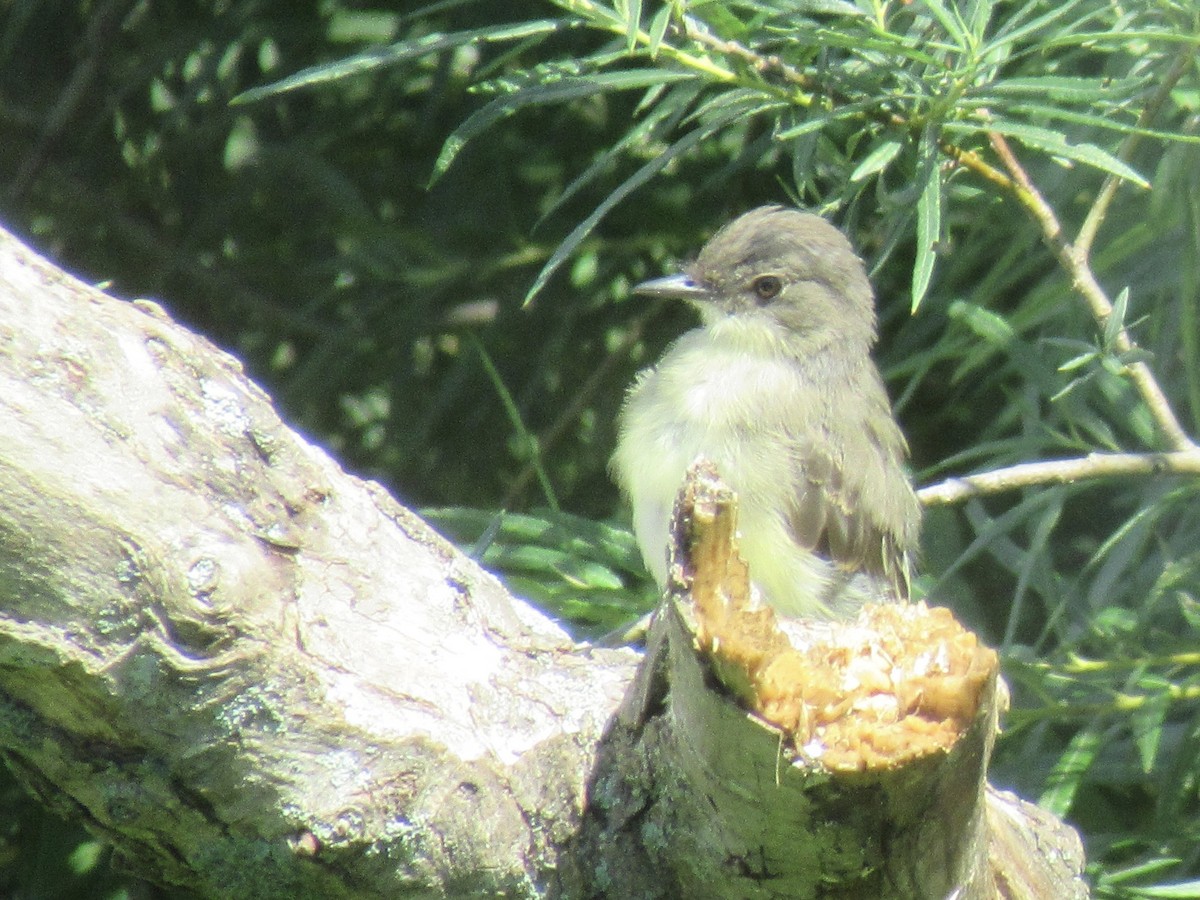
left=786, top=374, right=920, bottom=600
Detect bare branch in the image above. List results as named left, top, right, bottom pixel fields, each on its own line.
left=918, top=450, right=1200, bottom=506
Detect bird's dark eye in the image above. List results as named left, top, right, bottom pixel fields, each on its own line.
left=751, top=275, right=782, bottom=301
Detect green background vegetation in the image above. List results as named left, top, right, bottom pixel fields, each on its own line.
left=1, top=0, right=1199, bottom=896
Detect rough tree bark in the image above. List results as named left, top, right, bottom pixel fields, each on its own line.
left=0, top=225, right=1086, bottom=898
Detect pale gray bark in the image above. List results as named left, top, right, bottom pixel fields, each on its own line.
left=0, top=225, right=637, bottom=897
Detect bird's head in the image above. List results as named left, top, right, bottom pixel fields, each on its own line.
left=634, top=205, right=877, bottom=355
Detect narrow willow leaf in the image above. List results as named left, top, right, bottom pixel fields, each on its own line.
left=946, top=119, right=1150, bottom=187
left=985, top=0, right=1094, bottom=53
left=1039, top=725, right=1103, bottom=818
left=811, top=27, right=950, bottom=66
left=646, top=3, right=672, bottom=56
left=948, top=300, right=1014, bottom=345
left=1057, top=350, right=1098, bottom=373
left=430, top=70, right=696, bottom=182
left=1002, top=492, right=1063, bottom=648
left=912, top=137, right=941, bottom=311
left=422, top=507, right=646, bottom=572
left=963, top=0, right=994, bottom=38
left=793, top=0, right=863, bottom=15
left=933, top=490, right=1065, bottom=588
left=1131, top=682, right=1169, bottom=775
left=988, top=75, right=1147, bottom=103
left=849, top=139, right=902, bottom=183
left=682, top=87, right=784, bottom=127
left=694, top=5, right=747, bottom=39
left=999, top=102, right=1200, bottom=145
left=468, top=335, right=559, bottom=511
left=789, top=123, right=819, bottom=191
left=1100, top=860, right=1197, bottom=888
left=1105, top=286, right=1130, bottom=349
left=1043, top=28, right=1200, bottom=51
left=1123, top=878, right=1200, bottom=897
left=775, top=99, right=876, bottom=140
left=484, top=544, right=624, bottom=590
left=233, top=19, right=566, bottom=104
left=623, top=0, right=643, bottom=54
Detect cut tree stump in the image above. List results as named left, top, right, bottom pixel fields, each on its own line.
left=573, top=461, right=1088, bottom=899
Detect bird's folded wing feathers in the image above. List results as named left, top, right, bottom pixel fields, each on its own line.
left=785, top=386, right=919, bottom=600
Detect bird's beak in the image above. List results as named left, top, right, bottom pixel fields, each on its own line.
left=632, top=273, right=713, bottom=302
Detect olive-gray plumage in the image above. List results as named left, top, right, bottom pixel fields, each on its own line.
left=611, top=205, right=920, bottom=618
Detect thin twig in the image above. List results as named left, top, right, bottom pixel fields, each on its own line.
left=918, top=450, right=1200, bottom=506
left=682, top=18, right=814, bottom=92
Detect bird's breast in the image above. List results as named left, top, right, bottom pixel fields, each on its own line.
left=615, top=331, right=816, bottom=513
left=652, top=332, right=810, bottom=432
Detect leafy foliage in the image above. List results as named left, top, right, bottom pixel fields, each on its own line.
left=2, top=0, right=1200, bottom=895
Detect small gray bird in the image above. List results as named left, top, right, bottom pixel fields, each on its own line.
left=611, top=205, right=920, bottom=619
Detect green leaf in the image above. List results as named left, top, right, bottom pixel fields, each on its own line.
left=964, top=100, right=1200, bottom=146
left=797, top=0, right=863, bottom=15
left=948, top=301, right=1015, bottom=346
left=622, top=0, right=643, bottom=54
left=1041, top=28, right=1200, bottom=52
left=984, top=0, right=1097, bottom=55
left=988, top=74, right=1148, bottom=104
left=1130, top=683, right=1169, bottom=774
left=646, top=4, right=672, bottom=56
left=1002, top=492, right=1063, bottom=647
left=1039, top=725, right=1102, bottom=818
left=1056, top=350, right=1097, bottom=373
left=912, top=136, right=941, bottom=311
left=691, top=4, right=747, bottom=39
left=232, top=19, right=567, bottom=104
left=775, top=99, right=876, bottom=140
left=422, top=507, right=647, bottom=573
left=849, top=139, right=902, bottom=183
left=484, top=544, right=625, bottom=590
left=419, top=506, right=657, bottom=636
left=537, top=83, right=703, bottom=228
left=1124, top=880, right=1200, bottom=898
left=809, top=26, right=949, bottom=67
left=1104, top=286, right=1130, bottom=349
left=468, top=335, right=559, bottom=511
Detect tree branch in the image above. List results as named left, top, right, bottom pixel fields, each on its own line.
left=0, top=224, right=640, bottom=898
left=581, top=460, right=1086, bottom=899
left=918, top=450, right=1200, bottom=506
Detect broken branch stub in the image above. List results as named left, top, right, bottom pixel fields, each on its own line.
left=646, top=459, right=1087, bottom=898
